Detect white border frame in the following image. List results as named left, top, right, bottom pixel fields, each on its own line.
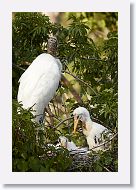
left=0, top=0, right=130, bottom=184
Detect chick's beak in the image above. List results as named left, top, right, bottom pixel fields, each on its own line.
left=73, top=115, right=79, bottom=133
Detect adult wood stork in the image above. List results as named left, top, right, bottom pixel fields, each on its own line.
left=17, top=36, right=62, bottom=123
left=73, top=107, right=112, bottom=151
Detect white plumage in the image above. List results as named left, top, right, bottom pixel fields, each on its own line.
left=73, top=107, right=112, bottom=151
left=17, top=53, right=62, bottom=123
left=57, top=136, right=88, bottom=154
left=57, top=136, right=77, bottom=151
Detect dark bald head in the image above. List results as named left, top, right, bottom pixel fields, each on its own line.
left=47, top=36, right=58, bottom=57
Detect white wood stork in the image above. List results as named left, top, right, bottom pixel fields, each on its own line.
left=73, top=107, right=112, bottom=151
left=57, top=136, right=77, bottom=151
left=17, top=36, right=62, bottom=123
left=57, top=136, right=88, bottom=154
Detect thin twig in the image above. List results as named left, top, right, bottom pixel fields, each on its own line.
left=45, top=112, right=62, bottom=122
left=13, top=64, right=25, bottom=72
left=54, top=95, right=60, bottom=116
left=55, top=116, right=74, bottom=128
left=61, top=74, right=83, bottom=104
left=81, top=57, right=107, bottom=62
left=45, top=106, right=54, bottom=126
left=51, top=101, right=58, bottom=117
left=64, top=70, right=97, bottom=95
left=101, top=165, right=112, bottom=172
left=88, top=132, right=118, bottom=151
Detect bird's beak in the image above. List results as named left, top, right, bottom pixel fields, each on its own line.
left=73, top=116, right=79, bottom=134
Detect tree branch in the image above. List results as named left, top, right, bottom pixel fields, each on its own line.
left=64, top=71, right=97, bottom=95
left=61, top=74, right=83, bottom=104
left=13, top=64, right=25, bottom=72
left=55, top=116, right=74, bottom=129
left=45, top=106, right=55, bottom=126
left=81, top=57, right=107, bottom=62
left=88, top=132, right=118, bottom=151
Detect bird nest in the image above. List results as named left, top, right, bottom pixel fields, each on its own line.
left=68, top=150, right=99, bottom=172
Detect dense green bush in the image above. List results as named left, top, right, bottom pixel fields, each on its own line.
left=12, top=12, right=118, bottom=172
left=12, top=100, right=72, bottom=172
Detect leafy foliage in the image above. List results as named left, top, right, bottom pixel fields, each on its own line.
left=13, top=12, right=51, bottom=65
left=12, top=12, right=118, bottom=172
left=12, top=100, right=72, bottom=172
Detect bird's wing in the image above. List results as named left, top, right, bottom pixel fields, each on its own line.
left=67, top=141, right=77, bottom=151
left=17, top=53, right=61, bottom=111
left=92, top=122, right=106, bottom=135
left=92, top=122, right=112, bottom=150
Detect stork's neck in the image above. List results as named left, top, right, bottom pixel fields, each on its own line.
left=83, top=117, right=93, bottom=136
left=47, top=49, right=57, bottom=57
left=86, top=117, right=93, bottom=130
left=47, top=36, right=58, bottom=57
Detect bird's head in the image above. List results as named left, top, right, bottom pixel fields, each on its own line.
left=73, top=107, right=90, bottom=133
left=57, top=136, right=68, bottom=148
left=47, top=36, right=58, bottom=57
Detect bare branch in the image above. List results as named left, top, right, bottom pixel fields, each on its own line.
left=55, top=116, right=74, bottom=129
left=99, top=164, right=112, bottom=172
left=88, top=132, right=118, bottom=151
left=13, top=64, right=25, bottom=72
left=45, top=106, right=54, bottom=126
left=81, top=57, right=107, bottom=62
left=61, top=74, right=83, bottom=104
left=64, top=70, right=97, bottom=95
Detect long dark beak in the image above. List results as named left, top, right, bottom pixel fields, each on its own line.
left=73, top=115, right=79, bottom=133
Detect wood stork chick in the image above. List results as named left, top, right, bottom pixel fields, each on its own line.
left=57, top=136, right=77, bottom=151
left=73, top=107, right=112, bottom=151
left=57, top=136, right=88, bottom=154
left=17, top=37, right=62, bottom=123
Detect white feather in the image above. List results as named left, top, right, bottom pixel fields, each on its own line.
left=58, top=136, right=77, bottom=151
left=57, top=136, right=88, bottom=154
left=73, top=107, right=112, bottom=151
left=17, top=53, right=62, bottom=123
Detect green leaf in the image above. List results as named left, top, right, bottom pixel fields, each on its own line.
left=17, top=160, right=28, bottom=172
